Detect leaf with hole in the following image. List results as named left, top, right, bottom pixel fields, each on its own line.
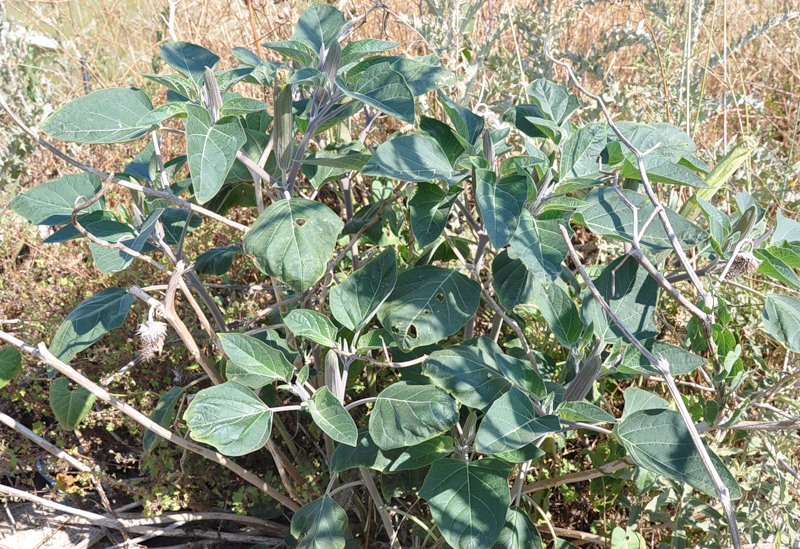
left=49, top=288, right=134, bottom=363
left=243, top=199, right=344, bottom=291
left=369, top=382, right=458, bottom=450
left=49, top=377, right=96, bottom=430
left=476, top=388, right=561, bottom=454
left=43, top=88, right=155, bottom=144
left=220, top=332, right=294, bottom=387
left=420, top=458, right=512, bottom=549
left=184, top=381, right=273, bottom=456
left=330, top=247, right=397, bottom=331
left=377, top=266, right=481, bottom=350
left=615, top=408, right=741, bottom=499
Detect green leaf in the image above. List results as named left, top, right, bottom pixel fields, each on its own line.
left=219, top=96, right=269, bottom=117
left=184, top=381, right=273, bottom=456
left=537, top=284, right=582, bottom=348
left=491, top=508, right=544, bottom=549
left=292, top=3, right=347, bottom=54
left=476, top=171, right=528, bottom=249
left=160, top=42, right=220, bottom=85
left=330, top=248, right=397, bottom=331
left=420, top=458, right=511, bottom=549
left=409, top=183, right=461, bottom=248
left=491, top=251, right=541, bottom=309
left=0, top=347, right=22, bottom=389
left=340, top=39, right=399, bottom=66
left=49, top=288, right=134, bottom=363
left=438, top=92, right=484, bottom=147
left=508, top=210, right=568, bottom=282
left=186, top=106, right=247, bottom=204
left=423, top=336, right=545, bottom=411
left=755, top=247, right=800, bottom=290
left=761, top=294, right=800, bottom=353
left=476, top=388, right=561, bottom=454
left=194, top=245, right=240, bottom=276
left=42, top=88, right=155, bottom=143
left=219, top=332, right=294, bottom=387
left=89, top=208, right=162, bottom=274
left=49, top=377, right=96, bottom=430
left=331, top=428, right=453, bottom=473
left=560, top=123, right=606, bottom=182
left=362, top=134, right=468, bottom=185
left=143, top=386, right=184, bottom=452
left=290, top=495, right=348, bottom=549
left=137, top=102, right=189, bottom=126
left=43, top=211, right=126, bottom=244
left=307, top=387, right=357, bottom=446
left=620, top=387, right=670, bottom=419
left=556, top=401, right=616, bottom=424
left=284, top=309, right=338, bottom=348
left=262, top=40, right=318, bottom=66
left=338, top=61, right=415, bottom=123
left=243, top=198, right=344, bottom=291
left=581, top=256, right=659, bottom=342
left=11, top=173, right=104, bottom=226
left=369, top=382, right=458, bottom=450
left=527, top=79, right=580, bottom=125
left=575, top=187, right=707, bottom=253
left=618, top=341, right=705, bottom=376
left=771, top=210, right=800, bottom=245
left=377, top=266, right=481, bottom=350
left=615, top=408, right=741, bottom=499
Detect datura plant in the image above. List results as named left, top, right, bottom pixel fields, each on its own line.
left=3, top=4, right=800, bottom=548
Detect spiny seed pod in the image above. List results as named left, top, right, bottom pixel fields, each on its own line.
left=137, top=320, right=168, bottom=361
left=727, top=252, right=761, bottom=278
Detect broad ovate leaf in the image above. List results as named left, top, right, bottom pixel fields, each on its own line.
left=43, top=88, right=155, bottom=143
left=476, top=388, right=561, bottom=454
left=362, top=134, right=467, bottom=185
left=615, top=408, right=741, bottom=499
left=476, top=170, right=528, bottom=249
left=761, top=294, right=800, bottom=353
left=369, top=382, right=458, bottom=450
left=420, top=458, right=512, bottom=549
left=330, top=248, right=397, bottom=331
left=378, top=266, right=480, bottom=350
left=243, top=198, right=344, bottom=291
left=307, top=387, right=357, bottom=446
left=49, top=287, right=134, bottom=363
left=11, top=173, right=104, bottom=226
left=0, top=347, right=21, bottom=389
left=49, top=377, right=96, bottom=430
left=290, top=494, right=348, bottom=549
left=219, top=332, right=294, bottom=387
left=186, top=105, right=246, bottom=204
left=184, top=381, right=273, bottom=456
left=284, top=309, right=338, bottom=348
